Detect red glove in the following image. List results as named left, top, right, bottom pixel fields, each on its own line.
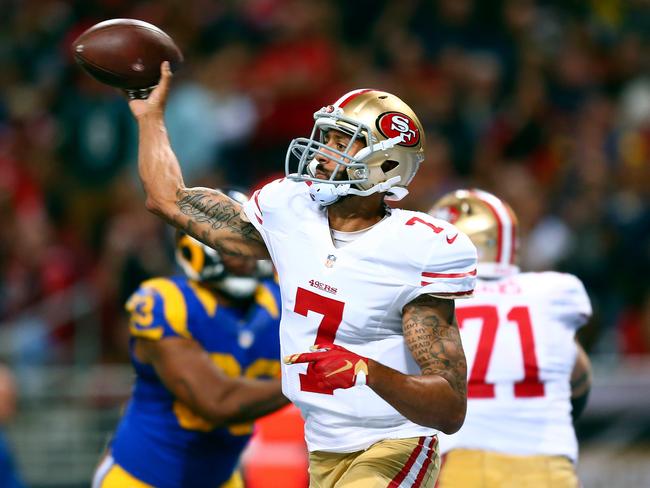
left=284, top=344, right=369, bottom=391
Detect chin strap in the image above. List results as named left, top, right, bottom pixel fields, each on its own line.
left=309, top=182, right=352, bottom=206
left=309, top=175, right=405, bottom=206
left=384, top=186, right=409, bottom=201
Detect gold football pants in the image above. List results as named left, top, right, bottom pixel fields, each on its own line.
left=437, top=449, right=578, bottom=488
left=92, top=453, right=243, bottom=488
left=308, top=435, right=439, bottom=487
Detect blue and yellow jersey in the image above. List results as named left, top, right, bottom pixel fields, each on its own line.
left=109, top=276, right=282, bottom=488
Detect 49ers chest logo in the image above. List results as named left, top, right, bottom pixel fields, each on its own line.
left=376, top=111, right=420, bottom=147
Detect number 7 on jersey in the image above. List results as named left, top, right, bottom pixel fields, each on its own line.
left=293, top=287, right=345, bottom=394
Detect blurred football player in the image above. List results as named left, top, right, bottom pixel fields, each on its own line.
left=92, top=190, right=288, bottom=488
left=429, top=189, right=593, bottom=488
left=126, top=63, right=478, bottom=487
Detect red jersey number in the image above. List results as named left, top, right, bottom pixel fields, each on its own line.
left=293, top=287, right=345, bottom=394
left=405, top=216, right=443, bottom=233
left=456, top=305, right=545, bottom=399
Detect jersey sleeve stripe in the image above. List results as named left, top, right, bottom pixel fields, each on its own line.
left=422, top=289, right=474, bottom=297
left=252, top=190, right=264, bottom=224
left=253, top=190, right=262, bottom=214
left=422, top=269, right=477, bottom=279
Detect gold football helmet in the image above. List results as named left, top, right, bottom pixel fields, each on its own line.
left=429, top=189, right=520, bottom=278
left=285, top=89, right=426, bottom=205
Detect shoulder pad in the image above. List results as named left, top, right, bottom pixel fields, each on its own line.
left=126, top=278, right=192, bottom=339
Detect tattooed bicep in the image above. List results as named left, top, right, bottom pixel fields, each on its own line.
left=402, top=294, right=467, bottom=395
left=403, top=294, right=455, bottom=324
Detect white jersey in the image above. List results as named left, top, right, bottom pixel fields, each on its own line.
left=243, top=178, right=477, bottom=453
left=438, top=271, right=592, bottom=462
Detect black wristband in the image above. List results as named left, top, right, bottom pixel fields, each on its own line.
left=124, top=86, right=155, bottom=100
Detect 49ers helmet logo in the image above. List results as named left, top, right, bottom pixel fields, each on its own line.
left=376, top=112, right=420, bottom=147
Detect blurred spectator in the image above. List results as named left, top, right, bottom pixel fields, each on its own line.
left=55, top=74, right=135, bottom=188
left=244, top=0, right=340, bottom=180
left=0, top=365, right=24, bottom=488
left=165, top=45, right=259, bottom=187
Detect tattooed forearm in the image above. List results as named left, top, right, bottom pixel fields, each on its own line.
left=176, top=190, right=240, bottom=229
left=173, top=188, right=266, bottom=256
left=403, top=295, right=467, bottom=397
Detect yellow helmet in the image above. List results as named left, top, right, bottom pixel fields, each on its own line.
left=429, top=189, right=520, bottom=278
left=285, top=88, right=426, bottom=205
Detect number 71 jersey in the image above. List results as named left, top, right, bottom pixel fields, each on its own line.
left=243, top=179, right=477, bottom=453
left=438, top=271, right=592, bottom=462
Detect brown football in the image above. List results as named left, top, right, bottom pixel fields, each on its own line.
left=72, top=18, right=183, bottom=90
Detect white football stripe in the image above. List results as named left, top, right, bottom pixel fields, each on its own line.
left=333, top=88, right=372, bottom=108
left=471, top=189, right=514, bottom=265
left=398, top=435, right=435, bottom=487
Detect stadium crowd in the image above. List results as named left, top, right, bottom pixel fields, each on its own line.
left=0, top=0, right=648, bottom=365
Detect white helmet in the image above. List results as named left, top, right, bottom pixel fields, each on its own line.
left=285, top=88, right=426, bottom=205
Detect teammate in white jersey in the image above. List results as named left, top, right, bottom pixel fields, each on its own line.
left=126, top=63, right=477, bottom=487
left=429, top=189, right=593, bottom=488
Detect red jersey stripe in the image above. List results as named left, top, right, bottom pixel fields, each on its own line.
left=419, top=288, right=475, bottom=296
left=253, top=190, right=263, bottom=216
left=421, top=269, right=477, bottom=279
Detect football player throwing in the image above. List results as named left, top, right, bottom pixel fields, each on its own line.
left=126, top=63, right=478, bottom=487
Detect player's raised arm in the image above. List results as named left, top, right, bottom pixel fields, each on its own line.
left=367, top=295, right=467, bottom=433
left=128, top=62, right=268, bottom=259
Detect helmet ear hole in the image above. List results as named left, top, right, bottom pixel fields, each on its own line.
left=381, top=160, right=399, bottom=173
left=181, top=246, right=193, bottom=261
